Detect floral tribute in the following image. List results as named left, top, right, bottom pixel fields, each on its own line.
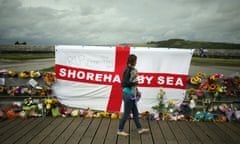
left=0, top=69, right=240, bottom=122
left=186, top=71, right=240, bottom=122
left=0, top=70, right=52, bottom=97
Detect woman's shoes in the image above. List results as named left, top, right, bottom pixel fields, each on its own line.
left=117, top=131, right=129, bottom=136
left=138, top=128, right=149, bottom=134
left=117, top=128, right=149, bottom=136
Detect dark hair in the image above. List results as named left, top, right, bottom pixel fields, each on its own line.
left=127, top=54, right=137, bottom=66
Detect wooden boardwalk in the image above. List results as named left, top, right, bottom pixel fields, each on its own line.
left=1, top=117, right=240, bottom=144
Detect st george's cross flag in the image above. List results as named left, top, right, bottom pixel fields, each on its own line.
left=52, top=45, right=194, bottom=113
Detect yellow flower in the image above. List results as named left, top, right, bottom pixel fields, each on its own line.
left=100, top=111, right=108, bottom=118
left=46, top=103, right=51, bottom=109
left=209, top=75, right=216, bottom=81
left=111, top=113, right=118, bottom=119
left=208, top=84, right=217, bottom=91
left=0, top=86, right=4, bottom=93
left=8, top=70, right=16, bottom=77
left=140, top=111, right=150, bottom=117
left=44, top=72, right=56, bottom=85
left=197, top=71, right=203, bottom=77
left=196, top=111, right=201, bottom=114
left=163, top=112, right=169, bottom=118
left=216, top=85, right=223, bottom=92
left=188, top=88, right=196, bottom=95
left=30, top=71, right=41, bottom=78
left=190, top=76, right=201, bottom=85
left=45, top=99, right=53, bottom=104
left=168, top=100, right=175, bottom=106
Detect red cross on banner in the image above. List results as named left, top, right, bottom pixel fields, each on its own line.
left=55, top=46, right=131, bottom=112
left=106, top=46, right=130, bottom=112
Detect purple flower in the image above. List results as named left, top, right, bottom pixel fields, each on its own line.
left=130, top=95, right=141, bottom=101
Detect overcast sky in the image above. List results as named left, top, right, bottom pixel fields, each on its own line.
left=0, top=0, right=240, bottom=45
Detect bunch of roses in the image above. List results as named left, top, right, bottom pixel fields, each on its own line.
left=223, top=75, right=240, bottom=97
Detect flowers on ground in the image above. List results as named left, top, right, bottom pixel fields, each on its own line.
left=1, top=69, right=240, bottom=122
left=186, top=71, right=240, bottom=121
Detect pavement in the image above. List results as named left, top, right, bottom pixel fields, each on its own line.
left=0, top=58, right=55, bottom=72
left=189, top=64, right=240, bottom=76
left=0, top=58, right=240, bottom=76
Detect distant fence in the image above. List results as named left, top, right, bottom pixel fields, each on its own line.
left=193, top=48, right=240, bottom=58
left=0, top=45, right=239, bottom=57
left=0, top=45, right=54, bottom=53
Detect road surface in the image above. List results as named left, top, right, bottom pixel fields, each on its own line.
left=0, top=58, right=54, bottom=72
left=0, top=58, right=239, bottom=76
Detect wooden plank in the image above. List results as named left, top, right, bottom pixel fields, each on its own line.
left=0, top=118, right=22, bottom=135
left=0, top=118, right=34, bottom=143
left=212, top=122, right=239, bottom=144
left=1, top=117, right=240, bottom=144
left=168, top=121, right=190, bottom=144
left=139, top=119, right=153, bottom=144
left=40, top=117, right=74, bottom=144
left=2, top=118, right=43, bottom=144
left=149, top=120, right=165, bottom=144
left=196, top=122, right=226, bottom=143
left=92, top=118, right=111, bottom=144
left=206, top=122, right=235, bottom=144
left=27, top=117, right=64, bottom=144
left=104, top=119, right=119, bottom=144
left=78, top=118, right=102, bottom=144
left=65, top=118, right=92, bottom=144
left=231, top=122, right=240, bottom=129
left=0, top=119, right=16, bottom=128
left=117, top=119, right=129, bottom=144
left=186, top=122, right=213, bottom=144
left=53, top=117, right=82, bottom=144
left=129, top=119, right=141, bottom=144
left=224, top=122, right=240, bottom=136
left=158, top=121, right=178, bottom=144
left=177, top=121, right=201, bottom=144
left=15, top=117, right=55, bottom=144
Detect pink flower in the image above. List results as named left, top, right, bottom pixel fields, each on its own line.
left=196, top=89, right=204, bottom=97
left=199, top=79, right=208, bottom=90
left=214, top=73, right=223, bottom=79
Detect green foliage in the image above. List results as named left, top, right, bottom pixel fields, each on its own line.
left=127, top=39, right=240, bottom=49
left=152, top=89, right=166, bottom=113
left=41, top=66, right=55, bottom=72
left=191, top=57, right=240, bottom=66
left=0, top=53, right=54, bottom=60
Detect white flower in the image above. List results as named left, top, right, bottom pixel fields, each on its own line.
left=189, top=99, right=196, bottom=109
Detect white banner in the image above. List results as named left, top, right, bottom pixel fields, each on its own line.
left=52, top=45, right=194, bottom=113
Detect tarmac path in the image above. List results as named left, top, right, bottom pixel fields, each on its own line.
left=0, top=58, right=54, bottom=72
left=0, top=58, right=239, bottom=76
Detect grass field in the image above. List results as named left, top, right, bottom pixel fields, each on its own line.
left=0, top=53, right=54, bottom=60
left=191, top=57, right=240, bottom=66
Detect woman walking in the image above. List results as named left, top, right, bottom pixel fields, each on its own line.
left=117, top=54, right=149, bottom=136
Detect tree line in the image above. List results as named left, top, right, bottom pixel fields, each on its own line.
left=146, top=39, right=240, bottom=49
